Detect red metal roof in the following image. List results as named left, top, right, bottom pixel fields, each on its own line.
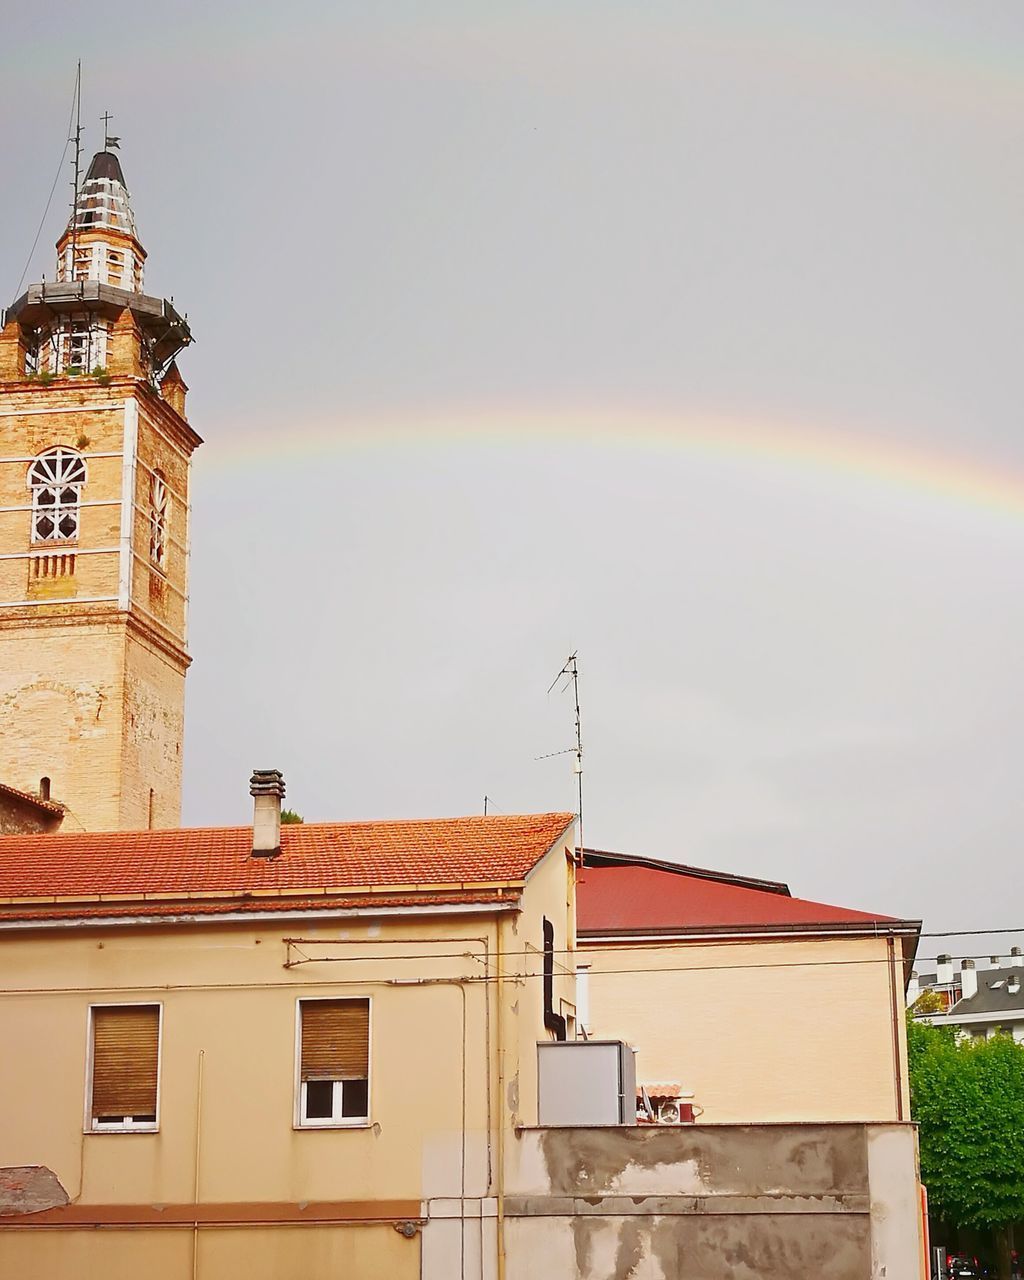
left=576, top=860, right=906, bottom=936
left=0, top=813, right=574, bottom=918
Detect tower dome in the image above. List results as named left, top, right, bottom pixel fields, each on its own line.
left=56, top=148, right=146, bottom=291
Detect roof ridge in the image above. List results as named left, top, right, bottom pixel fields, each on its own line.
left=0, top=810, right=577, bottom=842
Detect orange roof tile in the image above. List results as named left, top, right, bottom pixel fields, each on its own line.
left=0, top=813, right=575, bottom=921
left=0, top=781, right=65, bottom=817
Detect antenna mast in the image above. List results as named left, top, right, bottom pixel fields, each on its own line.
left=69, top=61, right=82, bottom=281
left=547, top=652, right=584, bottom=860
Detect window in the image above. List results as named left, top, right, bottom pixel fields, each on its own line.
left=149, top=469, right=168, bottom=568
left=88, top=1004, right=160, bottom=1131
left=297, top=998, right=370, bottom=1126
left=28, top=448, right=86, bottom=542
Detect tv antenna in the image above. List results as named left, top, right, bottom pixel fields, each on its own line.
left=544, top=652, right=584, bottom=859
left=69, top=61, right=83, bottom=278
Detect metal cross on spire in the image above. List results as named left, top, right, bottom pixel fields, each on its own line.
left=101, top=112, right=120, bottom=150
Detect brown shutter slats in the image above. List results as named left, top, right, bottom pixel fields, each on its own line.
left=92, top=1005, right=159, bottom=1118
left=300, top=1000, right=369, bottom=1081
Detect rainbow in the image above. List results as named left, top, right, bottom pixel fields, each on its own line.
left=7, top=11, right=1024, bottom=121
left=198, top=409, right=1024, bottom=530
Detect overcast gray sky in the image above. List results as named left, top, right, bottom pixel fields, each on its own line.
left=3, top=1, right=1023, bottom=953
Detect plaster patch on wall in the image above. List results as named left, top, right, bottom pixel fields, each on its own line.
left=0, top=1166, right=69, bottom=1216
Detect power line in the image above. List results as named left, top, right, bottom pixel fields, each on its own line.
left=13, top=63, right=80, bottom=299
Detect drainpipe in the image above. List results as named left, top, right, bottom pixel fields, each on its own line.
left=496, top=920, right=506, bottom=1280
left=887, top=935, right=905, bottom=1121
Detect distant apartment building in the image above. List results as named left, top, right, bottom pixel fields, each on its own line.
left=912, top=949, right=1024, bottom=1043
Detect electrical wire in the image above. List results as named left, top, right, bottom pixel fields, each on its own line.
left=5, top=948, right=1023, bottom=1000
left=13, top=66, right=80, bottom=299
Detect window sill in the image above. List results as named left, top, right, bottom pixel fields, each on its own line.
left=294, top=1120, right=371, bottom=1131
left=86, top=1124, right=159, bottom=1135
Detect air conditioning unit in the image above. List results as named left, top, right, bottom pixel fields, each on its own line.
left=656, top=1098, right=696, bottom=1124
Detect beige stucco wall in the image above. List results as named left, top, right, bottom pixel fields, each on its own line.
left=0, top=1223, right=418, bottom=1280
left=580, top=934, right=910, bottom=1123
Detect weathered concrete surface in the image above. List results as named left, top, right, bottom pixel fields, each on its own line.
left=533, top=1123, right=868, bottom=1199
left=506, top=1213, right=870, bottom=1280
left=0, top=1166, right=69, bottom=1216
left=504, top=1123, right=922, bottom=1280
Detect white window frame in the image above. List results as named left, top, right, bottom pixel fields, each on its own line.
left=576, top=965, right=591, bottom=1034
left=149, top=469, right=169, bottom=569
left=28, top=447, right=87, bottom=543
left=84, top=1001, right=163, bottom=1134
left=294, top=996, right=372, bottom=1130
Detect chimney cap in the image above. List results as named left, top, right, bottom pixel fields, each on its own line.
left=937, top=953, right=951, bottom=964
left=250, top=769, right=285, bottom=798
left=961, top=958, right=976, bottom=969
left=1012, top=947, right=1022, bottom=957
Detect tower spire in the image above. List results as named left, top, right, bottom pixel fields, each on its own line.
left=57, top=133, right=144, bottom=291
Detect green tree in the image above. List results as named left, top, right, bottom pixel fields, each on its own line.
left=911, top=988, right=946, bottom=1016
left=280, top=809, right=304, bottom=825
left=908, top=1017, right=1024, bottom=1278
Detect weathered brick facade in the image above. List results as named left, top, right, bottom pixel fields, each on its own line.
left=0, top=148, right=201, bottom=831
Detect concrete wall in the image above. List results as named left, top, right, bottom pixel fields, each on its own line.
left=504, top=1122, right=924, bottom=1280
left=581, top=935, right=911, bottom=1123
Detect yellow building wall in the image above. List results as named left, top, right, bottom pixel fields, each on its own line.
left=501, top=837, right=578, bottom=1131
left=0, top=917, right=490, bottom=1205
left=0, top=1224, right=417, bottom=1280
left=581, top=935, right=910, bottom=1123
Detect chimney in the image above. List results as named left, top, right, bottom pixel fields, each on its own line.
left=936, top=954, right=953, bottom=985
left=960, top=959, right=977, bottom=1000
left=906, top=971, right=921, bottom=1007
left=990, top=955, right=1002, bottom=970
left=1011, top=947, right=1023, bottom=969
left=1009, top=975, right=1021, bottom=998
left=250, top=769, right=285, bottom=858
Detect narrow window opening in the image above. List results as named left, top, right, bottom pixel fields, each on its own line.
left=39, top=777, right=51, bottom=801
left=149, top=470, right=168, bottom=568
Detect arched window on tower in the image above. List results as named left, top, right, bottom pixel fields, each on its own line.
left=28, top=448, right=87, bottom=542
left=149, top=469, right=168, bottom=568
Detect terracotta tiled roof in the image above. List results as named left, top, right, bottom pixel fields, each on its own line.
left=0, top=813, right=575, bottom=921
left=0, top=781, right=65, bottom=817
left=577, top=856, right=915, bottom=936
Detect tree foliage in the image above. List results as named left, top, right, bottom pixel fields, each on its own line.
left=280, top=809, right=304, bottom=825
left=911, top=988, right=946, bottom=1016
left=908, top=1017, right=1024, bottom=1232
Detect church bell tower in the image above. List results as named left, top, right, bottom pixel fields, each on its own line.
left=0, top=142, right=201, bottom=831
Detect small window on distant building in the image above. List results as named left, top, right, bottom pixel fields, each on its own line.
left=88, top=1004, right=161, bottom=1131
left=297, top=999, right=370, bottom=1126
left=28, top=448, right=86, bottom=542
left=149, top=469, right=168, bottom=568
